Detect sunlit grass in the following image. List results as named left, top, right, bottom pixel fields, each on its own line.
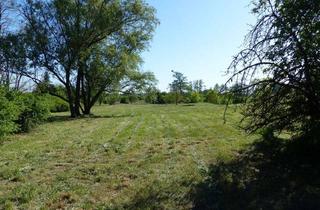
left=0, top=103, right=254, bottom=209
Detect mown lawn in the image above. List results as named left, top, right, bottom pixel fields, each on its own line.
left=0, top=103, right=254, bottom=209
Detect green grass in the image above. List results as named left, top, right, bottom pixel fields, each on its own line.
left=0, top=103, right=254, bottom=209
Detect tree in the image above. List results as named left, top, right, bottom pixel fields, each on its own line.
left=192, top=79, right=204, bottom=93
left=229, top=83, right=247, bottom=104
left=213, top=84, right=222, bottom=92
left=205, top=89, right=219, bottom=104
left=22, top=0, right=158, bottom=117
left=120, top=71, right=157, bottom=95
left=144, top=86, right=158, bottom=104
left=35, top=72, right=51, bottom=94
left=0, top=0, right=15, bottom=35
left=169, top=70, right=189, bottom=105
left=0, top=1, right=27, bottom=90
left=0, top=33, right=27, bottom=90
left=227, top=0, right=320, bottom=136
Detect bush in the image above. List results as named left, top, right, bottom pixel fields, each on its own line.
left=164, top=92, right=178, bottom=104
left=218, top=94, right=230, bottom=105
left=0, top=89, right=50, bottom=137
left=120, top=96, right=130, bottom=104
left=155, top=92, right=167, bottom=104
left=128, top=94, right=138, bottom=103
left=205, top=90, right=219, bottom=104
left=0, top=88, right=20, bottom=138
left=16, top=94, right=50, bottom=132
left=188, top=92, right=203, bottom=103
left=47, top=96, right=69, bottom=112
left=105, top=94, right=119, bottom=105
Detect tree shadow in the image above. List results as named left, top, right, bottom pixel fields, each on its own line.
left=190, top=136, right=320, bottom=210
left=48, top=114, right=133, bottom=123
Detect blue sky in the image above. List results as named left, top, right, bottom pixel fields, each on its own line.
left=142, top=0, right=256, bottom=91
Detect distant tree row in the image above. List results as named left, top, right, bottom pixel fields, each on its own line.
left=95, top=70, right=247, bottom=105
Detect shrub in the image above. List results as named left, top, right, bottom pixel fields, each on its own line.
left=205, top=90, right=219, bottom=104
left=0, top=88, right=20, bottom=138
left=105, top=94, right=119, bottom=105
left=120, top=96, right=130, bottom=104
left=144, top=87, right=158, bottom=104
left=188, top=92, right=203, bottom=103
left=164, top=92, right=178, bottom=104
left=51, top=100, right=69, bottom=112
left=47, top=96, right=69, bottom=112
left=0, top=90, right=50, bottom=137
left=128, top=94, right=138, bottom=103
left=16, top=94, right=50, bottom=132
left=155, top=92, right=166, bottom=104
left=218, top=94, right=231, bottom=105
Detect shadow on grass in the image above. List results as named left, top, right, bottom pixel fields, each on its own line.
left=190, top=137, right=320, bottom=210
left=48, top=114, right=133, bottom=123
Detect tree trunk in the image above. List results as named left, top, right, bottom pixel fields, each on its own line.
left=66, top=82, right=79, bottom=118
left=175, top=91, right=178, bottom=105
left=74, top=66, right=83, bottom=117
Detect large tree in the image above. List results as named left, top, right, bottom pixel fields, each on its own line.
left=22, top=0, right=158, bottom=117
left=228, top=0, right=320, bottom=136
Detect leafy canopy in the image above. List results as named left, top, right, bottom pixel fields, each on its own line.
left=228, top=0, right=320, bottom=135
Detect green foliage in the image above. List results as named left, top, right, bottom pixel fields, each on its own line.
left=23, top=0, right=158, bottom=117
left=229, top=0, right=320, bottom=135
left=120, top=96, right=130, bottom=104
left=0, top=88, right=20, bottom=138
left=155, top=92, right=167, bottom=104
left=192, top=80, right=204, bottom=93
left=169, top=71, right=189, bottom=104
left=0, top=89, right=50, bottom=138
left=128, top=94, right=138, bottom=104
left=144, top=87, right=158, bottom=104
left=188, top=92, right=203, bottom=103
left=163, top=92, right=179, bottom=104
left=105, top=93, right=119, bottom=105
left=205, top=90, right=219, bottom=104
left=0, top=33, right=27, bottom=89
left=204, top=89, right=230, bottom=105
left=47, top=96, right=69, bottom=113
left=16, top=94, right=50, bottom=132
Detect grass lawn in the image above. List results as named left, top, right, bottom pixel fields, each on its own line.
left=0, top=103, right=254, bottom=209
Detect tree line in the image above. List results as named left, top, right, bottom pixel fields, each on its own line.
left=97, top=70, right=247, bottom=106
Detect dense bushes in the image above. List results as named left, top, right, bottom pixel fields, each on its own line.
left=0, top=88, right=20, bottom=138
left=142, top=89, right=234, bottom=105
left=16, top=94, right=50, bottom=132
left=204, top=90, right=232, bottom=105
left=105, top=94, right=119, bottom=105
left=0, top=88, right=50, bottom=138
left=163, top=92, right=177, bottom=104
left=46, top=95, right=69, bottom=112
left=188, top=92, right=203, bottom=103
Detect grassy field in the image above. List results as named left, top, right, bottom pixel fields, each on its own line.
left=0, top=103, right=254, bottom=209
